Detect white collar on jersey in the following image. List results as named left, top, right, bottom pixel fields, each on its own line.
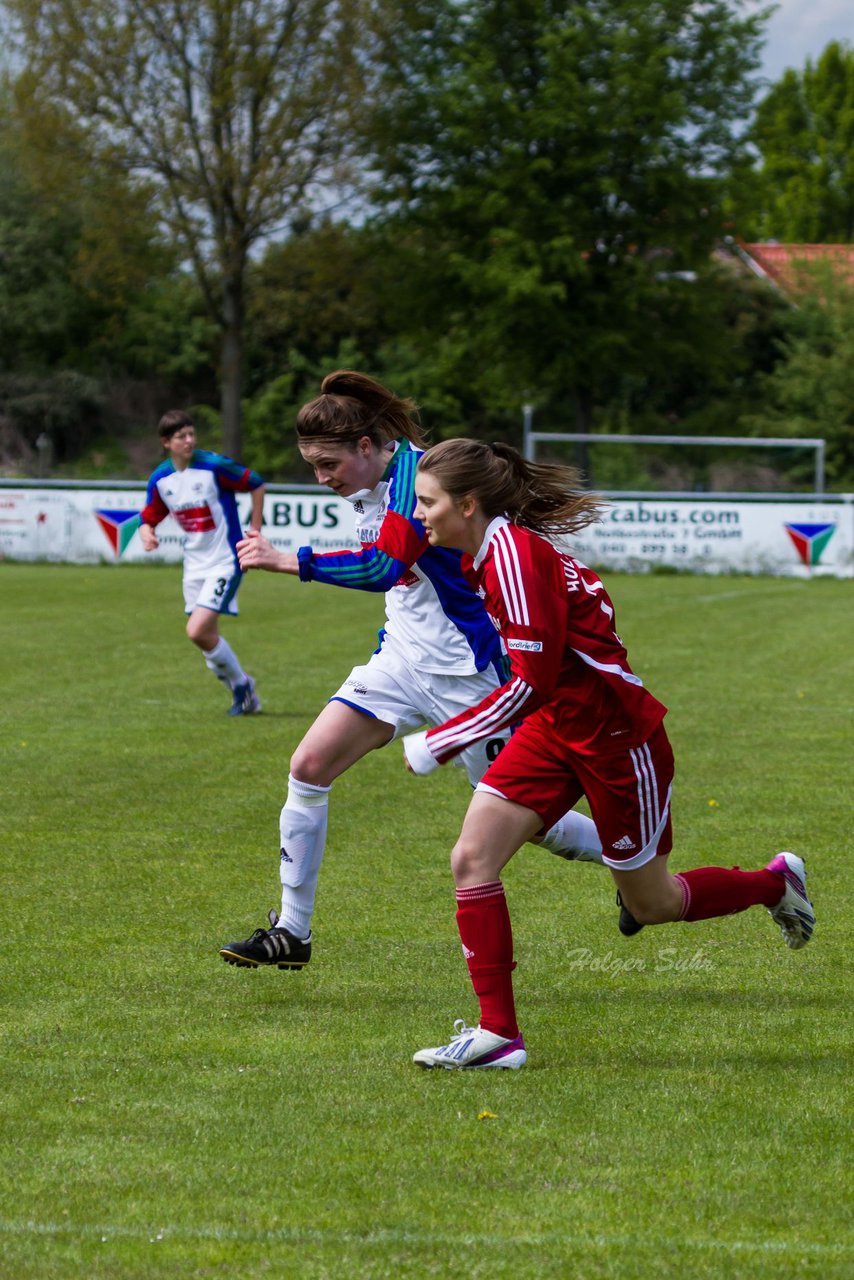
left=473, top=515, right=510, bottom=569
left=342, top=441, right=400, bottom=505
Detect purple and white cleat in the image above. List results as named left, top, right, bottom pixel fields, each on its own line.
left=413, top=1020, right=527, bottom=1070
left=765, top=852, right=815, bottom=950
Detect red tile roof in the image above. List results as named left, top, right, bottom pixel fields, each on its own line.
left=738, top=242, right=854, bottom=292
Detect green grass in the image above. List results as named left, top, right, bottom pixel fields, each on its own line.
left=1, top=563, right=852, bottom=1279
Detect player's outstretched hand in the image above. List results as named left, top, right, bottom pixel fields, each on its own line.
left=237, top=529, right=298, bottom=574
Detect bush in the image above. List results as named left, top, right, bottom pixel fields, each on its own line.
left=0, top=370, right=104, bottom=463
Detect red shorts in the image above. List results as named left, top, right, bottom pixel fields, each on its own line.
left=476, top=720, right=674, bottom=870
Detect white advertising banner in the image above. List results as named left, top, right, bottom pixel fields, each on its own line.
left=0, top=484, right=852, bottom=578
left=0, top=486, right=358, bottom=564
left=561, top=495, right=853, bottom=578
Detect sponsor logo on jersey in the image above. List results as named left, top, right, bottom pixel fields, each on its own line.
left=507, top=638, right=543, bottom=652
left=94, top=509, right=141, bottom=558
left=612, top=835, right=636, bottom=850
left=395, top=568, right=419, bottom=587
left=173, top=504, right=216, bottom=533
left=784, top=521, right=836, bottom=567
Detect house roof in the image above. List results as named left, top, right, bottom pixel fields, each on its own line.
left=728, top=240, right=854, bottom=293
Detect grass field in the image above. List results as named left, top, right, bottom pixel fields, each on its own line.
left=1, top=562, right=851, bottom=1279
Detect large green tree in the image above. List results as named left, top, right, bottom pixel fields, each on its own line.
left=366, top=0, right=770, bottom=429
left=749, top=41, right=854, bottom=242
left=742, top=267, right=854, bottom=485
left=7, top=0, right=366, bottom=457
left=0, top=80, right=216, bottom=463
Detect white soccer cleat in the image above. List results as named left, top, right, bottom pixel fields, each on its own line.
left=765, top=852, right=815, bottom=950
left=413, top=1020, right=527, bottom=1070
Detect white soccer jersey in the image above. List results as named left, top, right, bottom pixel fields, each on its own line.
left=140, top=449, right=263, bottom=577
left=296, top=441, right=504, bottom=677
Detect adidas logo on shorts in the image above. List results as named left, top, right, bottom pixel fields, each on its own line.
left=612, top=835, right=636, bottom=851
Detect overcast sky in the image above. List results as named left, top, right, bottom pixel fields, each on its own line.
left=755, top=0, right=854, bottom=82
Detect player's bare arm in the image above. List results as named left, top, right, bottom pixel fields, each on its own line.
left=249, top=485, right=265, bottom=532
left=237, top=528, right=298, bottom=574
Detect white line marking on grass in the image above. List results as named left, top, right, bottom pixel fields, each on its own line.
left=0, top=1219, right=849, bottom=1257
left=696, top=584, right=809, bottom=604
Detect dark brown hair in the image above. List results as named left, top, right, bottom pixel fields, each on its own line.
left=295, top=370, right=427, bottom=450
left=417, top=439, right=605, bottom=536
left=158, top=409, right=195, bottom=441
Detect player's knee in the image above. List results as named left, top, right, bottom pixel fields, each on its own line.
left=186, top=616, right=213, bottom=647
left=289, top=744, right=332, bottom=788
left=450, top=835, right=496, bottom=885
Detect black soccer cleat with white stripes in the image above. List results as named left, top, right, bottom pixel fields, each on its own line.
left=219, top=909, right=311, bottom=970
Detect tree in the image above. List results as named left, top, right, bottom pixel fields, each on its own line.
left=245, top=219, right=388, bottom=395
left=742, top=266, right=854, bottom=486
left=748, top=41, right=854, bottom=242
left=365, top=0, right=770, bottom=430
left=7, top=0, right=366, bottom=456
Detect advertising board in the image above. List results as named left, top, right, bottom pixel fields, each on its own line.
left=0, top=484, right=851, bottom=577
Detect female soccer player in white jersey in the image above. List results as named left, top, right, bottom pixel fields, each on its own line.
left=402, top=439, right=816, bottom=1070
left=218, top=371, right=605, bottom=972
left=139, top=409, right=265, bottom=715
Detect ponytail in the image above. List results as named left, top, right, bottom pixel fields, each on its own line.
left=295, top=370, right=427, bottom=449
left=417, top=438, right=605, bottom=536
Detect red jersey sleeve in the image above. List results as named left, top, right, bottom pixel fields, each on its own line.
left=425, top=524, right=566, bottom=764
left=139, top=489, right=169, bottom=528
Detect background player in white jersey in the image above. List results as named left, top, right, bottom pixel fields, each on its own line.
left=402, top=439, right=816, bottom=1070
left=139, top=409, right=266, bottom=715
left=219, top=371, right=605, bottom=972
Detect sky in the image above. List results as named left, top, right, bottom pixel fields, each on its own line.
left=755, top=0, right=854, bottom=82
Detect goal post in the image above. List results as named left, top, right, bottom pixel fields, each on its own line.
left=521, top=413, right=827, bottom=498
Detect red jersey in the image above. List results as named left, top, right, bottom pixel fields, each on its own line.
left=424, top=517, right=666, bottom=764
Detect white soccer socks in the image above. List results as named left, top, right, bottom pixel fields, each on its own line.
left=277, top=773, right=331, bottom=940
left=203, top=636, right=247, bottom=690
left=538, top=810, right=604, bottom=864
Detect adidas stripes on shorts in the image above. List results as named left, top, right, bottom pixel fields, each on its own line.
left=475, top=720, right=674, bottom=869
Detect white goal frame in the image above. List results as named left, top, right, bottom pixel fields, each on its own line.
left=521, top=411, right=827, bottom=498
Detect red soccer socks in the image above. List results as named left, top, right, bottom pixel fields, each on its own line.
left=674, top=866, right=784, bottom=921
left=455, top=881, right=519, bottom=1039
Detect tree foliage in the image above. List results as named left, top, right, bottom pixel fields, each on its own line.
left=365, top=0, right=769, bottom=427
left=6, top=0, right=367, bottom=455
left=743, top=266, right=854, bottom=483
left=749, top=41, right=854, bottom=242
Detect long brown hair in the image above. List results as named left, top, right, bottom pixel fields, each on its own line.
left=295, top=370, right=427, bottom=449
left=417, top=439, right=605, bottom=536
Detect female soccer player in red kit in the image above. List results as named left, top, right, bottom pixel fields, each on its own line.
left=403, top=439, right=816, bottom=1070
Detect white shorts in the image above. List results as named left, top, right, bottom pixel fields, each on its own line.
left=183, top=566, right=242, bottom=616
left=330, top=645, right=510, bottom=787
